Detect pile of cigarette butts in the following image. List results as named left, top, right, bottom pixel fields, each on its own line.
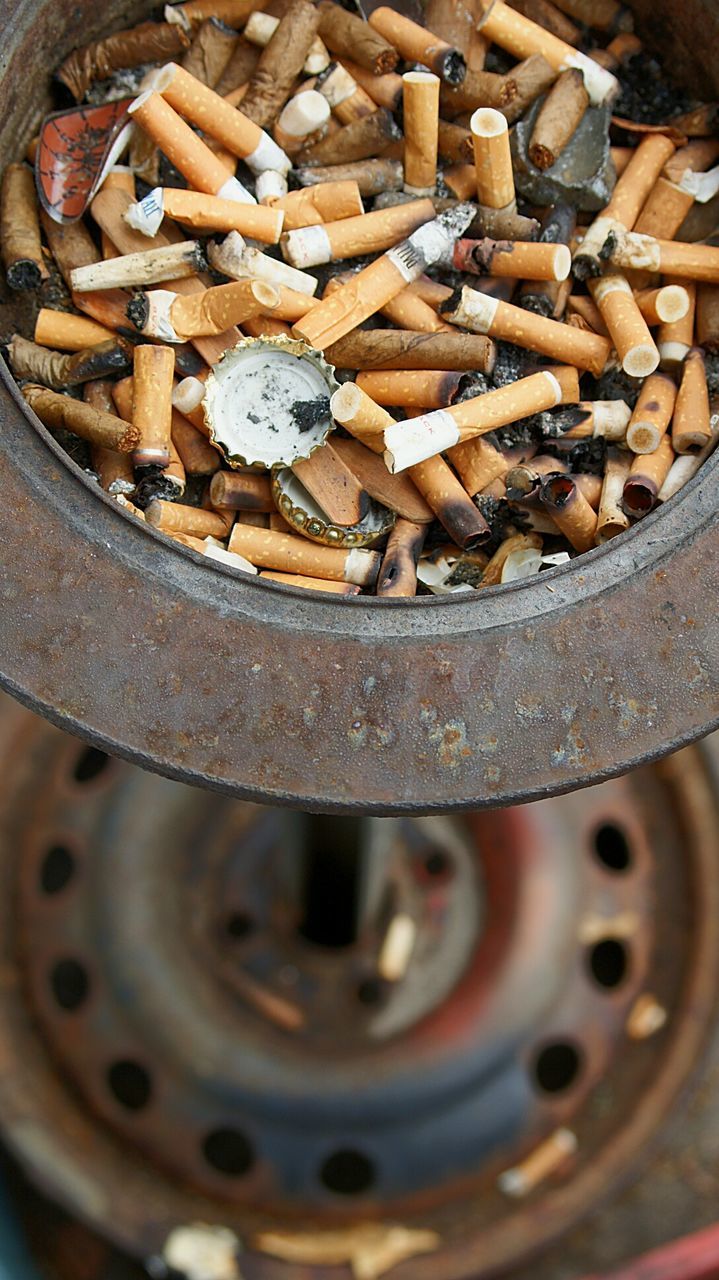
left=2, top=0, right=719, bottom=599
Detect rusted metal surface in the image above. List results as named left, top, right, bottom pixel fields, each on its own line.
left=0, top=0, right=718, bottom=812
left=0, top=693, right=716, bottom=1280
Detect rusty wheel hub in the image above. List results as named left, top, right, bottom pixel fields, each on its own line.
left=0, top=696, right=716, bottom=1278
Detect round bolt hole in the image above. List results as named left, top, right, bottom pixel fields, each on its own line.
left=593, top=823, right=632, bottom=872
left=50, top=958, right=90, bottom=1012
left=588, top=938, right=628, bottom=990
left=203, top=1128, right=255, bottom=1177
left=40, top=844, right=76, bottom=895
left=107, top=1060, right=152, bottom=1111
left=320, top=1149, right=376, bottom=1196
left=73, top=747, right=111, bottom=784
left=225, top=912, right=254, bottom=940
left=533, top=1041, right=583, bottom=1095
left=357, top=977, right=389, bottom=1007
left=424, top=849, right=452, bottom=878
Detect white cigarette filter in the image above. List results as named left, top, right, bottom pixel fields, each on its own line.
left=276, top=92, right=331, bottom=147
left=208, top=232, right=318, bottom=296
left=173, top=376, right=206, bottom=415
left=244, top=11, right=330, bottom=75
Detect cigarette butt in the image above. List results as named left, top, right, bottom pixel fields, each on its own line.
left=633, top=176, right=694, bottom=240
left=259, top=571, right=361, bottom=595
left=7, top=334, right=132, bottom=389
left=498, top=1129, right=577, bottom=1199
left=34, top=309, right=115, bottom=351
left=133, top=344, right=175, bottom=466
left=476, top=0, right=619, bottom=104
left=596, top=446, right=632, bottom=541
left=297, top=108, right=401, bottom=167
left=407, top=277, right=454, bottom=309
left=209, top=235, right=316, bottom=297
left=574, top=135, right=677, bottom=277
left=553, top=0, right=632, bottom=32
left=660, top=417, right=719, bottom=500
left=317, top=1, right=399, bottom=75
left=625, top=373, right=677, bottom=454
left=588, top=274, right=659, bottom=377
left=282, top=198, right=435, bottom=269
left=22, top=384, right=139, bottom=452
left=444, top=286, right=610, bottom=375
left=611, top=146, right=633, bottom=175
left=510, top=0, right=581, bottom=44
left=403, top=71, right=441, bottom=195
left=166, top=0, right=265, bottom=30
left=470, top=108, right=515, bottom=210
left=448, top=436, right=510, bottom=498
left=135, top=279, right=279, bottom=339
left=325, top=330, right=495, bottom=372
left=314, top=62, right=376, bottom=125
left=129, top=90, right=253, bottom=202
left=479, top=532, right=543, bottom=587
left=70, top=241, right=204, bottom=293
left=295, top=159, right=403, bottom=200
left=368, top=7, right=465, bottom=83
left=330, top=382, right=396, bottom=449
left=380, top=290, right=455, bottom=333
left=697, top=284, right=719, bottom=353
left=84, top=381, right=136, bottom=495
left=228, top=523, right=381, bottom=584
left=330, top=435, right=433, bottom=522
left=564, top=400, right=632, bottom=440
left=146, top=498, right=231, bottom=538
left=658, top=280, right=696, bottom=369
left=1, top=163, right=47, bottom=291
left=269, top=285, right=319, bottom=323
left=240, top=0, right=323, bottom=130
left=500, top=53, right=557, bottom=126
left=129, top=188, right=284, bottom=243
left=634, top=284, right=690, bottom=326
left=164, top=431, right=187, bottom=495
left=454, top=238, right=571, bottom=281
left=425, top=0, right=489, bottom=70
left=378, top=913, right=416, bottom=980
left=671, top=348, right=712, bottom=454
left=356, top=369, right=465, bottom=409
left=172, top=410, right=221, bottom=474
left=245, top=12, right=329, bottom=76
left=272, top=180, right=364, bottom=231
left=242, top=315, right=293, bottom=339
left=209, top=470, right=273, bottom=509
left=437, top=120, right=474, bottom=165
left=540, top=473, right=598, bottom=551
left=274, top=91, right=331, bottom=155
left=377, top=519, right=427, bottom=597
left=410, top=453, right=490, bottom=550
left=528, top=68, right=589, bottom=170
left=291, top=441, right=369, bottom=526
left=623, top=433, right=675, bottom=516
left=506, top=453, right=569, bottom=501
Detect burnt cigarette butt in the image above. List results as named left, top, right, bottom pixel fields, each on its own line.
left=566, top=294, right=608, bottom=335
left=476, top=0, right=619, bottom=105
left=228, top=523, right=381, bottom=584
left=506, top=453, right=568, bottom=501
left=596, top=446, right=631, bottom=541
left=426, top=0, right=488, bottom=70
left=1, top=164, right=47, bottom=291
left=574, top=134, right=677, bottom=277
left=368, top=7, right=465, bottom=84
left=7, top=334, right=132, bottom=388
left=448, top=435, right=509, bottom=498
left=660, top=418, right=719, bottom=501
left=181, top=17, right=239, bottom=87
left=132, top=344, right=175, bottom=466
left=295, top=159, right=403, bottom=199
left=403, top=72, right=441, bottom=196
left=34, top=310, right=115, bottom=351
left=315, top=62, right=376, bottom=125
left=658, top=281, right=696, bottom=369
left=470, top=108, right=515, bottom=210
left=146, top=499, right=231, bottom=538
left=409, top=454, right=490, bottom=549
left=292, top=440, right=369, bottom=525
left=625, top=373, right=677, bottom=454
left=172, top=410, right=221, bottom=474
left=438, top=121, right=474, bottom=165
left=84, top=380, right=137, bottom=495
left=697, top=285, right=719, bottom=352
left=633, top=177, right=694, bottom=241
left=71, top=241, right=204, bottom=293
left=273, top=180, right=364, bottom=230
left=129, top=91, right=252, bottom=203
left=454, top=237, right=570, bottom=281
left=325, top=329, right=495, bottom=372
left=380, top=290, right=455, bottom=333
left=500, top=53, right=558, bottom=126
left=293, top=204, right=477, bottom=349
left=210, top=469, right=272, bottom=508
left=163, top=432, right=187, bottom=495
left=258, top=571, right=360, bottom=595
left=244, top=12, right=329, bottom=77
left=588, top=274, right=659, bottom=377
left=56, top=20, right=190, bottom=101
left=377, top=519, right=426, bottom=597
left=134, top=279, right=279, bottom=340
left=330, top=435, right=433, bottom=522
left=335, top=58, right=403, bottom=115
left=623, top=434, right=675, bottom=516
left=356, top=369, right=464, bottom=408
left=283, top=199, right=434, bottom=268
left=444, top=285, right=610, bottom=375
left=238, top=0, right=321, bottom=128
left=72, top=289, right=133, bottom=335
left=214, top=36, right=260, bottom=95
left=634, top=285, right=690, bottom=326
left=540, top=473, right=597, bottom=551
left=92, top=187, right=183, bottom=259
left=317, top=2, right=399, bottom=75
left=129, top=188, right=284, bottom=242
left=297, top=109, right=401, bottom=167
left=508, top=0, right=581, bottom=44
left=208, top=235, right=316, bottom=297
left=671, top=348, right=712, bottom=454
left=528, top=68, right=589, bottom=170
left=564, top=400, right=632, bottom=440
left=474, top=202, right=541, bottom=244
left=167, top=0, right=265, bottom=31
left=22, top=384, right=139, bottom=452
left=39, top=210, right=99, bottom=285
left=274, top=92, right=331, bottom=155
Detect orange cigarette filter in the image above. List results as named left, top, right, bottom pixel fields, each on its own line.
left=259, top=571, right=361, bottom=596
left=381, top=289, right=454, bottom=332
left=329, top=382, right=395, bottom=451
left=34, top=309, right=114, bottom=350
left=132, top=344, right=175, bottom=466
left=658, top=280, right=696, bottom=368
left=161, top=279, right=279, bottom=338
left=368, top=7, right=463, bottom=81
left=445, top=287, right=610, bottom=376
left=146, top=499, right=232, bottom=539
left=228, top=523, right=381, bottom=585
left=402, top=71, right=441, bottom=195
left=356, top=369, right=463, bottom=408
left=128, top=91, right=250, bottom=200
left=671, top=348, right=712, bottom=454
left=282, top=198, right=435, bottom=268
left=470, top=108, right=515, bottom=209
left=273, top=181, right=364, bottom=230
left=634, top=284, right=690, bottom=326
left=625, top=373, right=677, bottom=454
left=623, top=434, right=675, bottom=515
left=147, top=188, right=284, bottom=242
left=633, top=176, right=694, bottom=240
left=588, top=274, right=659, bottom=377
left=448, top=435, right=511, bottom=497
left=540, top=474, right=598, bottom=552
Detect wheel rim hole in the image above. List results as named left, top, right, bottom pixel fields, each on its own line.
left=107, top=1060, right=152, bottom=1111
left=73, top=747, right=110, bottom=784
left=203, top=1128, right=255, bottom=1177
left=588, top=938, right=628, bottom=989
left=40, top=844, right=75, bottom=895
left=225, top=912, right=254, bottom=940
left=357, top=977, right=389, bottom=1007
left=50, top=958, right=89, bottom=1011
left=423, top=849, right=453, bottom=879
left=593, top=823, right=632, bottom=872
left=533, top=1041, right=583, bottom=1095
left=320, top=1150, right=376, bottom=1195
